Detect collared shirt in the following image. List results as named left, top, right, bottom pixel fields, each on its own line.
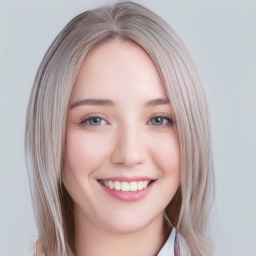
left=157, top=228, right=176, bottom=256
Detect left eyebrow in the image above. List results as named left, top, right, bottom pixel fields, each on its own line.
left=70, top=98, right=115, bottom=109
left=144, top=98, right=169, bottom=107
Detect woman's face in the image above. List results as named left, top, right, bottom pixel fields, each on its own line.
left=63, top=40, right=180, bottom=234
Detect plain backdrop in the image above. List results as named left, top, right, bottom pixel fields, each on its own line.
left=0, top=0, right=255, bottom=255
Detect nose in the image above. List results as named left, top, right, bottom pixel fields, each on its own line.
left=110, top=126, right=147, bottom=167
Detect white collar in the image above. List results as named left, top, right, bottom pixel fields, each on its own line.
left=157, top=228, right=176, bottom=256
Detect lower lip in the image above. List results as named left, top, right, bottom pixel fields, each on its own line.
left=99, top=182, right=154, bottom=202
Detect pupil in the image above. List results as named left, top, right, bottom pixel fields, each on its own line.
left=154, top=117, right=163, bottom=125
left=90, top=117, right=101, bottom=125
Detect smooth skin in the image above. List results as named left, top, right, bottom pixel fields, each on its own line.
left=35, top=40, right=181, bottom=256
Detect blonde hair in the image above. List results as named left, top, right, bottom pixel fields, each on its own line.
left=26, top=2, right=214, bottom=255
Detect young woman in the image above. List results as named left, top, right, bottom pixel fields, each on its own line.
left=26, top=2, right=214, bottom=256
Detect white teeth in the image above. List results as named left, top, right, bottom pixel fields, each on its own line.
left=138, top=181, right=144, bottom=190
left=114, top=181, right=121, bottom=190
left=101, top=179, right=152, bottom=192
left=121, top=182, right=129, bottom=191
left=103, top=180, right=109, bottom=187
left=108, top=180, right=114, bottom=189
left=129, top=182, right=138, bottom=191
left=143, top=180, right=149, bottom=189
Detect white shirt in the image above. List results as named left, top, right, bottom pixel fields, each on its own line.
left=157, top=228, right=176, bottom=256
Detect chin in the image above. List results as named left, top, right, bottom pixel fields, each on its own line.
left=96, top=208, right=163, bottom=235
left=102, top=219, right=150, bottom=234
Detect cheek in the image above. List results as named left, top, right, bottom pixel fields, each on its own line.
left=147, top=131, right=181, bottom=209
left=65, top=129, right=110, bottom=176
left=150, top=132, right=181, bottom=179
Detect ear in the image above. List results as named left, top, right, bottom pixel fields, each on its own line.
left=34, top=240, right=46, bottom=256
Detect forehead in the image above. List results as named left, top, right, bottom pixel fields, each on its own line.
left=71, top=39, right=167, bottom=101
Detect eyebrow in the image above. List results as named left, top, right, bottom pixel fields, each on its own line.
left=144, top=98, right=169, bottom=107
left=70, top=99, right=115, bottom=109
left=70, top=98, right=169, bottom=109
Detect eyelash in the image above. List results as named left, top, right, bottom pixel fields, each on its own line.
left=78, top=114, right=108, bottom=127
left=148, top=116, right=173, bottom=127
left=78, top=114, right=173, bottom=127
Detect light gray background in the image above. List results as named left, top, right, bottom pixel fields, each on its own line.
left=0, top=0, right=255, bottom=255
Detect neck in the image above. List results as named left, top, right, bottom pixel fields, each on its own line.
left=74, top=207, right=171, bottom=256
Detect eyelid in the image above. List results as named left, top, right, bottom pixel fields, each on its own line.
left=148, top=113, right=174, bottom=126
left=73, top=112, right=174, bottom=127
left=76, top=113, right=110, bottom=126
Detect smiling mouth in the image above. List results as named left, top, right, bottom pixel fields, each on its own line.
left=98, top=179, right=155, bottom=192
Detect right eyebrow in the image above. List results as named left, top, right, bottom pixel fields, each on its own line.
left=70, top=98, right=115, bottom=109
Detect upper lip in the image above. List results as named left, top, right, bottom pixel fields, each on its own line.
left=97, top=176, right=156, bottom=182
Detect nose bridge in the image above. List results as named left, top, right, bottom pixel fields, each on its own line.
left=110, top=122, right=147, bottom=167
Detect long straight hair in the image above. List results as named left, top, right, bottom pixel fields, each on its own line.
left=26, top=2, right=214, bottom=255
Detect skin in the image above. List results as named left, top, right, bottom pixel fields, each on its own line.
left=61, top=39, right=181, bottom=256
left=34, top=240, right=45, bottom=256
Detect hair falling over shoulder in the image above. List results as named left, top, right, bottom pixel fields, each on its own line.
left=26, top=2, right=214, bottom=255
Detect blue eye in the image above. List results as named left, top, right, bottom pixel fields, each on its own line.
left=150, top=116, right=172, bottom=126
left=83, top=116, right=107, bottom=126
